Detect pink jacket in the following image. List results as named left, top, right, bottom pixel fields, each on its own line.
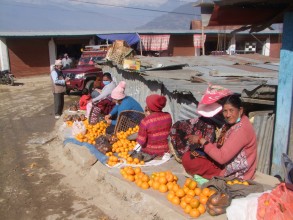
left=204, top=115, right=257, bottom=180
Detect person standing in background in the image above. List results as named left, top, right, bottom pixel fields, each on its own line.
left=62, top=53, right=73, bottom=69
left=50, top=60, right=68, bottom=119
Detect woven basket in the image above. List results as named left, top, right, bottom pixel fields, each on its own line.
left=114, top=110, right=145, bottom=134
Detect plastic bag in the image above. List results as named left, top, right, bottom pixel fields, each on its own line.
left=206, top=190, right=231, bottom=216
left=257, top=183, right=293, bottom=220
left=72, top=121, right=86, bottom=136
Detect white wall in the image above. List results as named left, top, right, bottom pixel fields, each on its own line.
left=0, top=37, right=10, bottom=71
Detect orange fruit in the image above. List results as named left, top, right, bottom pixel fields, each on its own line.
left=140, top=161, right=145, bottom=165
left=136, top=179, right=143, bottom=187
left=175, top=189, right=186, bottom=198
left=243, top=181, right=249, bottom=186
left=133, top=158, right=140, bottom=164
left=189, top=208, right=201, bottom=218
left=183, top=186, right=190, bottom=194
left=202, top=188, right=210, bottom=197
left=184, top=195, right=193, bottom=204
left=134, top=167, right=141, bottom=174
left=190, top=198, right=200, bottom=209
left=158, top=176, right=167, bottom=185
left=186, top=189, right=195, bottom=197
left=172, top=184, right=180, bottom=193
left=152, top=181, right=160, bottom=190
left=197, top=204, right=206, bottom=214
left=167, top=192, right=175, bottom=202
left=184, top=178, right=192, bottom=187
left=171, top=196, right=180, bottom=205
left=126, top=168, right=135, bottom=175
left=166, top=182, right=174, bottom=191
left=184, top=205, right=192, bottom=214
left=194, top=188, right=202, bottom=196
left=127, top=175, right=135, bottom=182
left=166, top=173, right=174, bottom=182
left=148, top=179, right=154, bottom=187
left=159, top=184, right=168, bottom=193
left=141, top=182, right=150, bottom=189
left=199, top=195, right=208, bottom=205
left=180, top=200, right=187, bottom=209
left=141, top=174, right=150, bottom=182
left=188, top=180, right=197, bottom=190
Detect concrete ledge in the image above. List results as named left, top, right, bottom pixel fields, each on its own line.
left=64, top=143, right=97, bottom=168
left=62, top=139, right=280, bottom=220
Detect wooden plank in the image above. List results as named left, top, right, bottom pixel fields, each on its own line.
left=242, top=98, right=275, bottom=105
left=271, top=12, right=293, bottom=176
left=209, top=70, right=277, bottom=78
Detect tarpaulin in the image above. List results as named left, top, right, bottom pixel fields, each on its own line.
left=97, top=33, right=140, bottom=46
left=140, top=35, right=170, bottom=51
left=64, top=138, right=108, bottom=164
left=193, top=34, right=206, bottom=48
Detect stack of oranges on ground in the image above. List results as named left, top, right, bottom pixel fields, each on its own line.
left=111, top=126, right=139, bottom=154
left=126, top=156, right=145, bottom=165
left=166, top=178, right=216, bottom=218
left=120, top=166, right=149, bottom=187
left=75, top=120, right=108, bottom=145
left=107, top=155, right=121, bottom=167
left=148, top=171, right=179, bottom=193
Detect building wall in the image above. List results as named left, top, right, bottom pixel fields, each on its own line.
left=168, top=35, right=195, bottom=56
left=270, top=35, right=282, bottom=58
left=7, top=38, right=50, bottom=77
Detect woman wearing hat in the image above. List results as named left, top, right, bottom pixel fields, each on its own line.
left=104, top=81, right=143, bottom=133
left=50, top=60, right=68, bottom=119
left=182, top=94, right=257, bottom=180
left=169, top=85, right=231, bottom=163
left=136, top=94, right=172, bottom=156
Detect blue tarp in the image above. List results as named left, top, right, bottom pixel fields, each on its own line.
left=64, top=138, right=108, bottom=164
left=96, top=33, right=140, bottom=46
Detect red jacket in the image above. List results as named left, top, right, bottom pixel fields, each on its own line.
left=79, top=94, right=91, bottom=110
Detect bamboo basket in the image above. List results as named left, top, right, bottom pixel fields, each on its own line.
left=114, top=110, right=145, bottom=134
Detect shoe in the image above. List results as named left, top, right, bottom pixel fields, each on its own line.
left=55, top=115, right=61, bottom=119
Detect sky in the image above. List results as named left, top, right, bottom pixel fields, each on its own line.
left=0, top=0, right=198, bottom=32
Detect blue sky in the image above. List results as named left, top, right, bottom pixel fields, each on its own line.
left=0, top=0, right=198, bottom=32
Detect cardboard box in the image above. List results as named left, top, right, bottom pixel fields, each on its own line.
left=123, top=59, right=141, bottom=71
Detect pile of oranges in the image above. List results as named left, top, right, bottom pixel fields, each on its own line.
left=226, top=179, right=249, bottom=186
left=106, top=155, right=121, bottom=167
left=167, top=178, right=216, bottom=218
left=149, top=171, right=179, bottom=193
left=75, top=120, right=108, bottom=145
left=120, top=166, right=151, bottom=189
left=119, top=168, right=216, bottom=218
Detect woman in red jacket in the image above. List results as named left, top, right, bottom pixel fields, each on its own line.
left=182, top=94, right=257, bottom=180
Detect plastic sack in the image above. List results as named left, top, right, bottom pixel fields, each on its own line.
left=206, top=190, right=231, bottom=216
left=72, top=121, right=86, bottom=136
left=257, top=183, right=293, bottom=220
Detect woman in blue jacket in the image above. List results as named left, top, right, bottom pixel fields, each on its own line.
left=105, top=81, right=143, bottom=133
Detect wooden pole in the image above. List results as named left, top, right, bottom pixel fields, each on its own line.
left=271, top=12, right=293, bottom=176
left=201, top=24, right=205, bottom=55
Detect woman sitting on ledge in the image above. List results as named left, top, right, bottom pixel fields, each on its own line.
left=182, top=94, right=257, bottom=180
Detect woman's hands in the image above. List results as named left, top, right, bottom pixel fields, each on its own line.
left=105, top=114, right=112, bottom=124
left=185, top=135, right=207, bottom=145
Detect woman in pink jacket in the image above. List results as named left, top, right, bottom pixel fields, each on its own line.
left=182, top=94, right=257, bottom=180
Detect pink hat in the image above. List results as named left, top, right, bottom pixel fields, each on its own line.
left=195, top=102, right=222, bottom=117
left=200, top=85, right=233, bottom=104
left=146, top=94, right=167, bottom=112
left=111, top=81, right=126, bottom=100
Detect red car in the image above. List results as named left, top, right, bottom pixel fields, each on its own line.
left=63, top=49, right=107, bottom=94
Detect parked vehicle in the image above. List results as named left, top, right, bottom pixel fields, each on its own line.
left=0, top=70, right=14, bottom=86
left=62, top=45, right=110, bottom=94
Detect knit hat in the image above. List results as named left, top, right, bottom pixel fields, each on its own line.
left=200, top=84, right=233, bottom=104
left=146, top=94, right=167, bottom=112
left=195, top=102, right=222, bottom=118
left=111, top=81, right=126, bottom=100
left=55, top=60, right=62, bottom=66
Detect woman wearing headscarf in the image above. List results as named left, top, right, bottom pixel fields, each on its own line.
left=182, top=94, right=257, bottom=180
left=170, top=85, right=232, bottom=162
left=105, top=81, right=143, bottom=133
left=136, top=94, right=172, bottom=156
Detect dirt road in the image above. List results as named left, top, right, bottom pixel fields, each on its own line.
left=0, top=75, right=109, bottom=220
